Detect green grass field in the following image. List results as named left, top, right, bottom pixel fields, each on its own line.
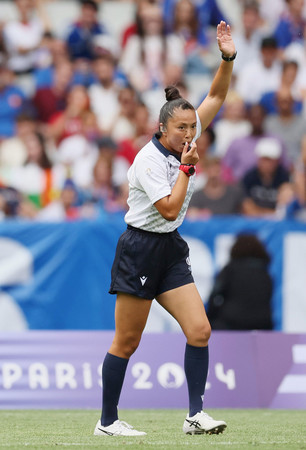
left=1, top=409, right=306, bottom=449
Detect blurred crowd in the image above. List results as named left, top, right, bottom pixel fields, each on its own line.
left=0, top=0, right=306, bottom=222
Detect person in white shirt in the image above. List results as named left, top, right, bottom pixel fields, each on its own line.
left=94, top=21, right=236, bottom=438
left=89, top=54, right=121, bottom=135
left=120, top=3, right=184, bottom=93
left=231, top=0, right=264, bottom=76
left=3, top=0, right=48, bottom=74
left=235, top=36, right=282, bottom=104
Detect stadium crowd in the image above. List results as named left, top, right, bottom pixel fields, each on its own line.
left=0, top=0, right=306, bottom=222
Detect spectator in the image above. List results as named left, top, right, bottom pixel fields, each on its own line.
left=82, top=153, right=125, bottom=216
left=235, top=36, right=282, bottom=105
left=0, top=113, right=38, bottom=172
left=222, top=104, right=290, bottom=181
left=258, top=0, right=286, bottom=32
left=0, top=183, right=23, bottom=219
left=193, top=127, right=216, bottom=191
left=89, top=54, right=121, bottom=135
left=120, top=3, right=184, bottom=92
left=82, top=109, right=102, bottom=144
left=260, top=60, right=303, bottom=115
left=46, top=84, right=91, bottom=145
left=274, top=181, right=304, bottom=219
left=188, top=156, right=244, bottom=218
left=171, top=0, right=211, bottom=75
left=207, top=233, right=273, bottom=330
left=264, top=88, right=306, bottom=165
left=232, top=0, right=264, bottom=76
left=242, top=137, right=290, bottom=217
left=33, top=35, right=71, bottom=89
left=274, top=0, right=306, bottom=49
left=37, top=178, right=81, bottom=221
left=276, top=142, right=306, bottom=220
left=214, top=90, right=251, bottom=157
left=109, top=85, right=139, bottom=141
left=54, top=133, right=99, bottom=190
left=0, top=62, right=26, bottom=138
left=65, top=0, right=108, bottom=62
left=163, top=0, right=227, bottom=32
left=116, top=101, right=156, bottom=170
left=3, top=0, right=48, bottom=75
left=32, top=59, right=73, bottom=123
left=95, top=136, right=122, bottom=188
left=121, top=0, right=159, bottom=49
left=141, top=63, right=187, bottom=123
left=2, top=131, right=56, bottom=209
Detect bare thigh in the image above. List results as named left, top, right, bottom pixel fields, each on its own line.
left=109, top=292, right=152, bottom=359
left=156, top=283, right=211, bottom=347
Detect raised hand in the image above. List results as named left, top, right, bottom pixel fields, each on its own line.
left=216, top=21, right=236, bottom=58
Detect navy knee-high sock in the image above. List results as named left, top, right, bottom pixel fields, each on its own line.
left=101, top=352, right=129, bottom=426
left=184, top=343, right=209, bottom=417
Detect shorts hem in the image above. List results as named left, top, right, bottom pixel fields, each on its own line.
left=109, top=288, right=154, bottom=301
left=156, top=277, right=194, bottom=297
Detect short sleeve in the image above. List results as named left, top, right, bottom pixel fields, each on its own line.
left=194, top=111, right=202, bottom=141
left=135, top=154, right=171, bottom=205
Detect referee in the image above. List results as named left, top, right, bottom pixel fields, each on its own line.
left=94, top=21, right=237, bottom=437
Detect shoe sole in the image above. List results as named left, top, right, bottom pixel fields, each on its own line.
left=185, top=424, right=227, bottom=435
left=94, top=427, right=146, bottom=437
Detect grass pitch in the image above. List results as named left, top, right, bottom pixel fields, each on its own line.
left=1, top=409, right=306, bottom=449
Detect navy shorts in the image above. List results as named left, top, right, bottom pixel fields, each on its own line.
left=109, top=225, right=194, bottom=300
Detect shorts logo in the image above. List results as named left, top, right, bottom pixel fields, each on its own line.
left=140, top=276, right=148, bottom=286
left=186, top=257, right=191, bottom=271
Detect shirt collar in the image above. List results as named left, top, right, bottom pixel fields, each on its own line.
left=152, top=134, right=181, bottom=162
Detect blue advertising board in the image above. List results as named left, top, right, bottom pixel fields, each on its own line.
left=0, top=215, right=305, bottom=332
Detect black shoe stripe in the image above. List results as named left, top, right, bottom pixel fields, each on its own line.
left=186, top=419, right=202, bottom=429
left=97, top=427, right=114, bottom=436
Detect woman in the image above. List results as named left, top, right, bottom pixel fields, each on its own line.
left=207, top=233, right=273, bottom=330
left=171, top=0, right=211, bottom=74
left=120, top=3, right=185, bottom=92
left=94, top=21, right=236, bottom=437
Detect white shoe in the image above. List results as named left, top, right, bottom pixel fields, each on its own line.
left=183, top=411, right=227, bottom=435
left=94, top=419, right=146, bottom=436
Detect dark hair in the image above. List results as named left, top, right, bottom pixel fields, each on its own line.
left=261, top=36, right=277, bottom=49
left=173, top=0, right=199, bottom=38
left=230, top=234, right=271, bottom=263
left=157, top=85, right=194, bottom=136
left=80, top=0, right=98, bottom=11
left=25, top=132, right=52, bottom=170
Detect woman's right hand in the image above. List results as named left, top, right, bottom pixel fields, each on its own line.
left=181, top=142, right=199, bottom=165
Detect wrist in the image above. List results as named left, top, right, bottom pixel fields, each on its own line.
left=179, top=163, right=195, bottom=177
left=221, top=51, right=237, bottom=62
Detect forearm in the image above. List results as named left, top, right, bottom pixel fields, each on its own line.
left=242, top=199, right=275, bottom=217
left=154, top=172, right=190, bottom=221
left=197, top=21, right=236, bottom=130
left=197, top=59, right=234, bottom=130
left=208, top=59, right=234, bottom=101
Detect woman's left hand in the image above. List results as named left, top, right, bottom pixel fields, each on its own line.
left=216, top=21, right=236, bottom=58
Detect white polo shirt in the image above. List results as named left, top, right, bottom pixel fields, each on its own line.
left=125, top=112, right=201, bottom=233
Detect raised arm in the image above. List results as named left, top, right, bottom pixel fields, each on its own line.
left=197, top=21, right=236, bottom=131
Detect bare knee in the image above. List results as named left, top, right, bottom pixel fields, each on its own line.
left=110, top=332, right=142, bottom=359
left=186, top=322, right=211, bottom=347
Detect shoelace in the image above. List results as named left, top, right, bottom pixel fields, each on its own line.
left=200, top=411, right=213, bottom=421
left=118, top=420, right=134, bottom=430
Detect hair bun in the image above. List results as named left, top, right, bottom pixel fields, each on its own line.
left=165, top=85, right=182, bottom=102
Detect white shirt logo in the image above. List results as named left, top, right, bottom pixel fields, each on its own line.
left=140, top=276, right=148, bottom=286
